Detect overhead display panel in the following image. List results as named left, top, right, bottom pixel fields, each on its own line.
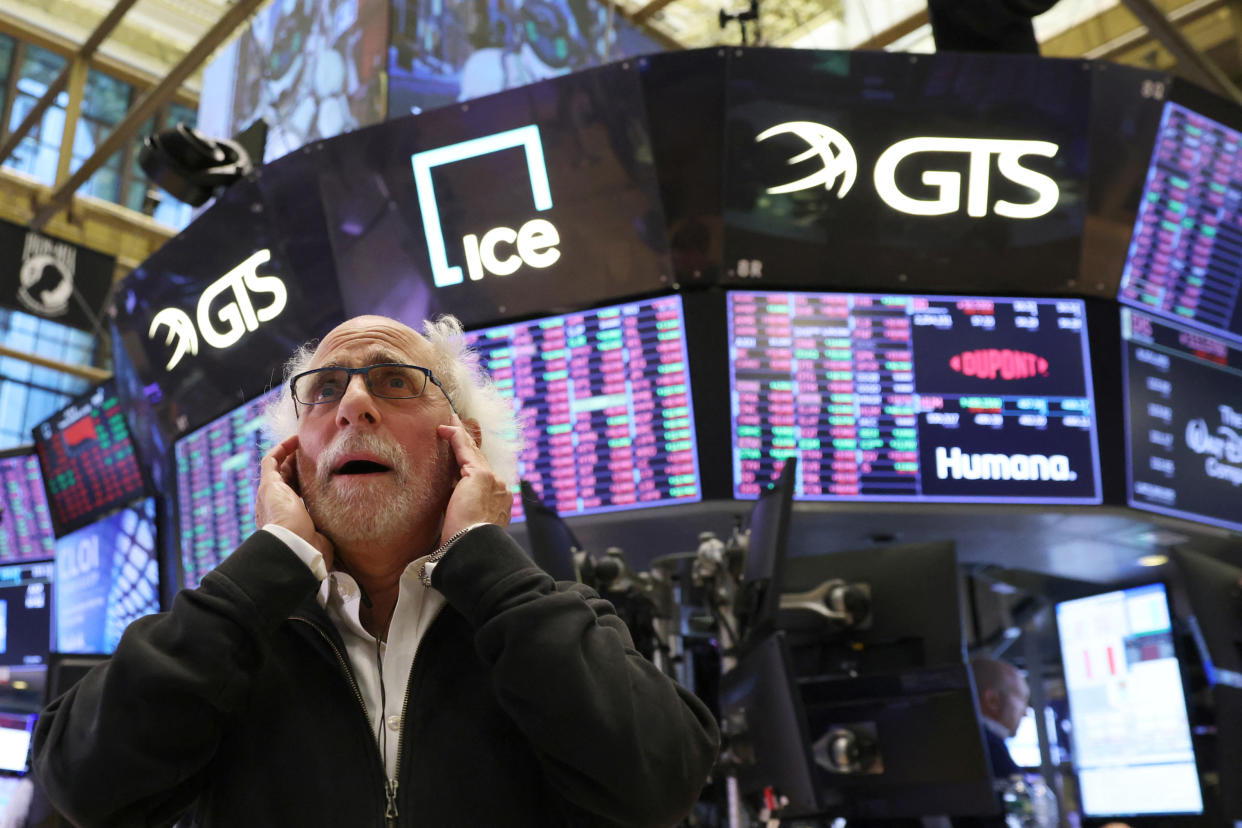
left=109, top=177, right=344, bottom=447
left=466, top=295, right=700, bottom=520
left=1118, top=99, right=1242, bottom=343
left=0, top=453, right=55, bottom=563
left=54, top=498, right=159, bottom=654
left=728, top=291, right=1101, bottom=503
left=1123, top=307, right=1242, bottom=532
left=0, top=561, right=53, bottom=667
left=722, top=50, right=1091, bottom=295
left=319, top=61, right=671, bottom=328
left=33, top=383, right=148, bottom=538
left=174, top=389, right=279, bottom=590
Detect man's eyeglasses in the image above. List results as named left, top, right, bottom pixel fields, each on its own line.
left=290, top=363, right=456, bottom=413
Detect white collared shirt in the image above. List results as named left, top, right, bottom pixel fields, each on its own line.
left=263, top=524, right=444, bottom=778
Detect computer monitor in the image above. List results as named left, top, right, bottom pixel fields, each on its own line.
left=781, top=540, right=966, bottom=675
left=45, top=652, right=109, bottom=703
left=0, top=562, right=53, bottom=667
left=719, top=632, right=996, bottom=820
left=1056, top=582, right=1203, bottom=817
left=0, top=712, right=35, bottom=773
left=0, top=452, right=56, bottom=563
left=32, top=381, right=148, bottom=538
left=735, top=458, right=797, bottom=648
left=1172, top=547, right=1242, bottom=822
left=519, top=480, right=583, bottom=582
left=54, top=498, right=159, bottom=654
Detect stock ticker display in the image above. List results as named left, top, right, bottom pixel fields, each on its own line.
left=467, top=296, right=701, bottom=520
left=728, top=292, right=1101, bottom=502
left=174, top=389, right=278, bottom=589
left=1119, top=101, right=1242, bottom=342
left=0, top=561, right=52, bottom=666
left=1123, top=307, right=1242, bottom=532
left=34, top=384, right=146, bottom=537
left=0, top=454, right=55, bottom=562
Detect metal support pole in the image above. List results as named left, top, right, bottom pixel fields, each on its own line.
left=30, top=0, right=271, bottom=231
left=0, top=0, right=142, bottom=167
left=54, top=59, right=89, bottom=191
left=1117, top=0, right=1242, bottom=106
left=0, top=343, right=109, bottom=383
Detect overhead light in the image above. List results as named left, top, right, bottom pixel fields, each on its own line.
left=1138, top=554, right=1169, bottom=568
left=138, top=123, right=253, bottom=207
left=11, top=681, right=26, bottom=690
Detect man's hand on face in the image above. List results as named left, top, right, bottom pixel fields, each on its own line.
left=438, top=415, right=513, bottom=544
left=257, top=435, right=335, bottom=566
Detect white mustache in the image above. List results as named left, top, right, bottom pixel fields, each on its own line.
left=316, top=431, right=410, bottom=483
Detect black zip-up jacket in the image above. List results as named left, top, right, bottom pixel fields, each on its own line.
left=33, top=525, right=720, bottom=827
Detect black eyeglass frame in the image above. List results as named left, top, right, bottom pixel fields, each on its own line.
left=289, top=363, right=458, bottom=416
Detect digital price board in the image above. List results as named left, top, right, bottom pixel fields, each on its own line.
left=728, top=292, right=1101, bottom=502
left=1119, top=101, right=1242, bottom=342
left=55, top=497, right=159, bottom=654
left=466, top=295, right=702, bottom=520
left=33, top=383, right=147, bottom=537
left=0, top=561, right=53, bottom=666
left=0, top=453, right=55, bottom=562
left=1123, top=307, right=1242, bottom=531
left=174, top=389, right=279, bottom=589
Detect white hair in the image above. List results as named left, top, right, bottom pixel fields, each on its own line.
left=263, top=315, right=523, bottom=484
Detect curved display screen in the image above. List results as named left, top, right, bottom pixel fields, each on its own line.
left=728, top=291, right=1101, bottom=502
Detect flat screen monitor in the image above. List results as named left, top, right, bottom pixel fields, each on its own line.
left=0, top=562, right=53, bottom=667
left=0, top=453, right=55, bottom=563
left=174, top=388, right=280, bottom=590
left=736, top=458, right=796, bottom=648
left=1056, top=582, right=1203, bottom=817
left=466, top=295, right=702, bottom=521
left=1118, top=100, right=1242, bottom=344
left=519, top=481, right=582, bottom=582
left=1005, top=706, right=1062, bottom=769
left=1122, top=307, right=1242, bottom=532
left=0, top=712, right=35, bottom=773
left=45, top=652, right=109, bottom=702
left=32, top=382, right=147, bottom=538
left=728, top=291, right=1101, bottom=503
left=54, top=498, right=159, bottom=654
left=1172, top=547, right=1242, bottom=684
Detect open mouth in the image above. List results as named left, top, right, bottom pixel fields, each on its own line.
left=333, top=459, right=392, bottom=476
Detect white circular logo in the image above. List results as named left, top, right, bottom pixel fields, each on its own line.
left=17, top=254, right=73, bottom=317
left=757, top=121, right=858, bottom=199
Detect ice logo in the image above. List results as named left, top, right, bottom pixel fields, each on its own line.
left=757, top=121, right=858, bottom=198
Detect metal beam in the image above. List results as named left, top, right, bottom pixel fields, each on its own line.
left=0, top=343, right=110, bottom=383
left=632, top=0, right=683, bottom=25
left=1117, top=0, right=1242, bottom=105
left=590, top=0, right=687, bottom=50
left=29, top=0, right=270, bottom=231
left=1084, top=0, right=1223, bottom=60
left=0, top=0, right=142, bottom=167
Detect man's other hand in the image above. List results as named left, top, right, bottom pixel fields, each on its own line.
left=438, top=416, right=512, bottom=544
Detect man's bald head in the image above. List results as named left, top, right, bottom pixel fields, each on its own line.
left=972, top=657, right=1030, bottom=737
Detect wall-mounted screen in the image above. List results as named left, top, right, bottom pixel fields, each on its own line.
left=1056, top=583, right=1202, bottom=817
left=1122, top=307, right=1242, bottom=532
left=0, top=453, right=55, bottom=563
left=1118, top=100, right=1242, bottom=343
left=174, top=389, right=279, bottom=589
left=32, top=382, right=147, bottom=537
left=54, top=498, right=159, bottom=654
left=0, top=561, right=52, bottom=667
left=466, top=295, right=701, bottom=520
left=728, top=292, right=1101, bottom=502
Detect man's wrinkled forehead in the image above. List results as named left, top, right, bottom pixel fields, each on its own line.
left=310, top=316, right=430, bottom=369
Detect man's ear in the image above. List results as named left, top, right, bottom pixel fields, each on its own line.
left=464, top=418, right=482, bottom=447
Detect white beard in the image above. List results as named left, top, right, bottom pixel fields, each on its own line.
left=301, top=431, right=452, bottom=546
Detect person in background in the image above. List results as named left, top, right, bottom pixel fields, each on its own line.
left=972, top=657, right=1031, bottom=780
left=32, top=313, right=720, bottom=827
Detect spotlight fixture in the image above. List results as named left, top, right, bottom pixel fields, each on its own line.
left=138, top=123, right=253, bottom=207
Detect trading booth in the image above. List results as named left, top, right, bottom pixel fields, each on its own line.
left=6, top=47, right=1242, bottom=825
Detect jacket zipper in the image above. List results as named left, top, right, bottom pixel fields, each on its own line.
left=290, top=616, right=389, bottom=824
left=385, top=621, right=426, bottom=826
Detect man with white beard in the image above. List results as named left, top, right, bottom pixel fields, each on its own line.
left=33, top=314, right=720, bottom=828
